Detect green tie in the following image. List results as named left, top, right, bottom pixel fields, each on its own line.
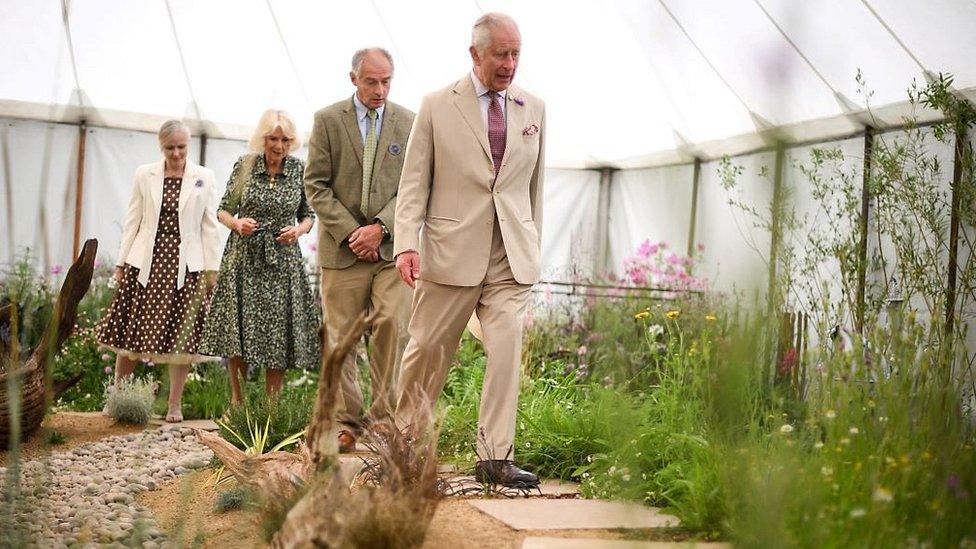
left=361, top=109, right=378, bottom=216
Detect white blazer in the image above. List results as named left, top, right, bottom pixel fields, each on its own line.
left=116, top=160, right=221, bottom=289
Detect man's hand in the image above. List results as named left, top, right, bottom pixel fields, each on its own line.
left=348, top=223, right=384, bottom=260
left=395, top=251, right=421, bottom=288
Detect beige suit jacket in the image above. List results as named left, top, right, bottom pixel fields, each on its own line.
left=394, top=75, right=546, bottom=286
left=304, top=98, right=415, bottom=268
left=117, top=160, right=220, bottom=289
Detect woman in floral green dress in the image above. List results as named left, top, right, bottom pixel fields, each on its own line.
left=200, top=109, right=320, bottom=403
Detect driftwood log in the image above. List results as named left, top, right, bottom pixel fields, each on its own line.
left=0, top=239, right=98, bottom=447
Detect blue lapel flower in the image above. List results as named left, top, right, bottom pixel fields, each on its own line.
left=195, top=179, right=204, bottom=187
left=388, top=143, right=402, bottom=156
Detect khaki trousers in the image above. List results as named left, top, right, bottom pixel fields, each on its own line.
left=321, top=260, right=409, bottom=424
left=396, top=221, right=531, bottom=460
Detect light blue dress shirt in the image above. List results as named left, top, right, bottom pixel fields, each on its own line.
left=352, top=94, right=385, bottom=144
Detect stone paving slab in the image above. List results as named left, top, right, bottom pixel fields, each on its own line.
left=442, top=476, right=579, bottom=497
left=468, top=499, right=680, bottom=530
left=150, top=418, right=219, bottom=431
left=521, top=538, right=729, bottom=549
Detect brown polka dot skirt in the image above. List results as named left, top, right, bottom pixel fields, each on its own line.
left=97, top=177, right=212, bottom=364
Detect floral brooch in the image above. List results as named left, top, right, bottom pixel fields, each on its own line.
left=388, top=143, right=402, bottom=156
left=512, top=96, right=525, bottom=106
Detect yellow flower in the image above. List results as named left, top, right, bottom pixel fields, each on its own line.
left=705, top=314, right=717, bottom=321
left=634, top=311, right=650, bottom=320
left=666, top=310, right=680, bottom=319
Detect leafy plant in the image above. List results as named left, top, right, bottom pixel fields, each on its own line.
left=105, top=375, right=156, bottom=424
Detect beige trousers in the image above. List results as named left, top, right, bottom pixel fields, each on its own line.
left=396, top=221, right=531, bottom=460
left=321, top=260, right=410, bottom=424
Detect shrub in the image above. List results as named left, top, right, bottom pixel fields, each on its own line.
left=219, top=382, right=312, bottom=451
left=214, top=485, right=251, bottom=513
left=105, top=376, right=156, bottom=424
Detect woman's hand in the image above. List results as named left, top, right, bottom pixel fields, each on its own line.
left=204, top=271, right=218, bottom=291
left=235, top=217, right=258, bottom=236
left=277, top=224, right=302, bottom=244
left=114, top=266, right=125, bottom=284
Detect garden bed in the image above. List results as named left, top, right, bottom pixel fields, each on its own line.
left=0, top=411, right=143, bottom=467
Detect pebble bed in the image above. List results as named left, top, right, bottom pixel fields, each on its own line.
left=0, top=426, right=213, bottom=548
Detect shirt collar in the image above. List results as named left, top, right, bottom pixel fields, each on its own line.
left=470, top=70, right=507, bottom=101
left=353, top=93, right=385, bottom=122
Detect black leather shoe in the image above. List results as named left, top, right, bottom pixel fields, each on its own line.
left=475, top=460, right=540, bottom=488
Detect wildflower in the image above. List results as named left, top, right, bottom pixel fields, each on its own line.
left=705, top=314, right=717, bottom=321
left=622, top=474, right=631, bottom=482
left=867, top=399, right=876, bottom=408
left=103, top=366, right=112, bottom=375
left=814, top=441, right=824, bottom=449
left=50, top=264, right=63, bottom=275
left=873, top=487, right=893, bottom=502
left=634, top=310, right=650, bottom=320
left=824, top=409, right=837, bottom=420
left=821, top=466, right=833, bottom=476
left=779, top=424, right=794, bottom=434
left=849, top=427, right=859, bottom=435
left=525, top=441, right=532, bottom=448
left=665, top=310, right=680, bottom=319
left=609, top=466, right=617, bottom=475
left=101, top=353, right=112, bottom=361
left=577, top=345, right=588, bottom=356
left=849, top=507, right=867, bottom=518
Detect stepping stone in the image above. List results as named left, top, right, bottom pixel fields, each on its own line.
left=521, top=539, right=728, bottom=549
left=150, top=418, right=219, bottom=431
left=538, top=479, right=579, bottom=497
left=468, top=499, right=680, bottom=530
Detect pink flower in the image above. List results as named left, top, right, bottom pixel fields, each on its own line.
left=103, top=366, right=112, bottom=375
left=101, top=353, right=112, bottom=361
left=50, top=264, right=63, bottom=275
left=696, top=243, right=705, bottom=252
left=577, top=345, right=588, bottom=356
left=94, top=259, right=104, bottom=269
left=666, top=253, right=681, bottom=265
left=637, top=240, right=653, bottom=258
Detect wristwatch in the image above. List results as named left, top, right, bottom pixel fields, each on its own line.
left=377, top=220, right=391, bottom=239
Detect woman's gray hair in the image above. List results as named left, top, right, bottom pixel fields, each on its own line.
left=248, top=109, right=302, bottom=152
left=471, top=13, right=518, bottom=56
left=351, top=47, right=394, bottom=76
left=157, top=119, right=190, bottom=144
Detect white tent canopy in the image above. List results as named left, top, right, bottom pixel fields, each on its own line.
left=4, top=0, right=976, bottom=168
left=2, top=1, right=975, bottom=306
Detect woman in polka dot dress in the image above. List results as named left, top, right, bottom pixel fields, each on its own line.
left=97, top=120, right=222, bottom=423
left=199, top=110, right=320, bottom=404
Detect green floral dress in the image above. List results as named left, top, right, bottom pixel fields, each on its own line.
left=200, top=154, right=320, bottom=370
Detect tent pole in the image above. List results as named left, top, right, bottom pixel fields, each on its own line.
left=595, top=168, right=613, bottom=276
left=73, top=120, right=87, bottom=259
left=767, top=143, right=786, bottom=314
left=855, top=127, right=875, bottom=334
left=686, top=158, right=701, bottom=262
left=945, top=125, right=968, bottom=339
left=199, top=132, right=208, bottom=166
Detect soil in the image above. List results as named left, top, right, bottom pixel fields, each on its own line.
left=138, top=470, right=690, bottom=548
left=0, top=411, right=145, bottom=467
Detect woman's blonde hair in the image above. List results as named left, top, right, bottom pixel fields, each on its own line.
left=158, top=119, right=190, bottom=144
left=248, top=109, right=302, bottom=152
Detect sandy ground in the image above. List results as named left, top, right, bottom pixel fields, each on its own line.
left=138, top=471, right=690, bottom=549
left=1, top=411, right=145, bottom=467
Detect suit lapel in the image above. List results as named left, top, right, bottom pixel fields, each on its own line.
left=149, top=160, right=164, bottom=214
left=371, top=106, right=397, bottom=183
left=178, top=164, right=198, bottom=213
left=341, top=99, right=365, bottom=167
left=498, top=86, right=525, bottom=182
left=452, top=76, right=493, bottom=164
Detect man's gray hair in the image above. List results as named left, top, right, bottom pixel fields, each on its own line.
left=471, top=12, right=519, bottom=56
left=157, top=119, right=190, bottom=144
left=351, top=47, right=394, bottom=75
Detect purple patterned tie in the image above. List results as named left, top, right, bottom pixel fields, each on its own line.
left=488, top=91, right=506, bottom=176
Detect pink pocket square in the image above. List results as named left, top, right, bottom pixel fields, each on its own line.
left=522, top=124, right=540, bottom=136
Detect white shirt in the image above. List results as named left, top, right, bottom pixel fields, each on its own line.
left=352, top=93, right=385, bottom=144
left=470, top=71, right=507, bottom=130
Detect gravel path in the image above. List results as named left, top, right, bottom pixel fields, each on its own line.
left=1, top=426, right=213, bottom=548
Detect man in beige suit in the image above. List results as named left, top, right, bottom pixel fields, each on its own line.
left=305, top=48, right=415, bottom=451
left=394, top=13, right=545, bottom=487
